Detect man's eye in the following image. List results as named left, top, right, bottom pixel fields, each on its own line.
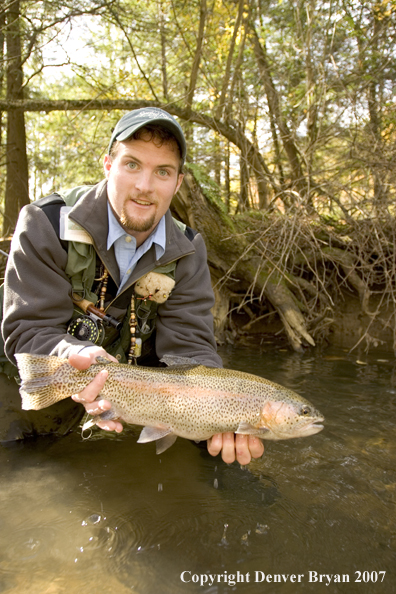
left=158, top=169, right=169, bottom=177
left=127, top=162, right=138, bottom=169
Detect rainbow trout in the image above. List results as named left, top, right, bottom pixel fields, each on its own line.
left=15, top=354, right=324, bottom=454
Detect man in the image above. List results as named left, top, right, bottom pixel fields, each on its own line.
left=1, top=107, right=263, bottom=464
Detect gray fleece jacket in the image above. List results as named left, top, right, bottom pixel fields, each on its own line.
left=2, top=180, right=223, bottom=368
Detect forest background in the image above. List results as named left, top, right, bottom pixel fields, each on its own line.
left=0, top=0, right=395, bottom=355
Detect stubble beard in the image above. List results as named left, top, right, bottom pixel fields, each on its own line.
left=120, top=197, right=157, bottom=233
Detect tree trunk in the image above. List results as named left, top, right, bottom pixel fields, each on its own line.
left=239, top=151, right=250, bottom=212
left=215, top=0, right=244, bottom=120
left=186, top=0, right=207, bottom=110
left=249, top=26, right=306, bottom=198
left=366, top=11, right=385, bottom=206
left=159, top=0, right=169, bottom=102
left=3, top=0, right=29, bottom=235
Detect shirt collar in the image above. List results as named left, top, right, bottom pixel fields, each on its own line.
left=106, top=202, right=166, bottom=257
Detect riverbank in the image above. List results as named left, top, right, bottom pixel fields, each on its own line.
left=226, top=292, right=395, bottom=357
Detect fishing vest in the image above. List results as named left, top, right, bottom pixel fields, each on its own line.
left=0, top=186, right=195, bottom=374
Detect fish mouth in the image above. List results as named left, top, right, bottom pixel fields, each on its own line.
left=303, top=417, right=325, bottom=435
left=312, top=415, right=324, bottom=425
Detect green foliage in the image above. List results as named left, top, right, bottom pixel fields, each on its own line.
left=186, top=162, right=225, bottom=210
left=26, top=110, right=106, bottom=198
left=1, top=0, right=395, bottom=218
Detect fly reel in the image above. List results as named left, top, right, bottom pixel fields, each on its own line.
left=67, top=316, right=105, bottom=345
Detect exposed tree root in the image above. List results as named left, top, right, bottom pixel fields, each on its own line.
left=165, top=169, right=395, bottom=354
left=261, top=273, right=316, bottom=351
left=321, top=246, right=371, bottom=314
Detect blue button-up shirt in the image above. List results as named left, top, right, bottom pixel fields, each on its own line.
left=107, top=203, right=166, bottom=293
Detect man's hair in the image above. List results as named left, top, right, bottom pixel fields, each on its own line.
left=109, top=124, right=184, bottom=173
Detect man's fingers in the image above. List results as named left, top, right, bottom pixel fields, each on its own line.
left=235, top=434, right=251, bottom=465
left=220, top=432, right=236, bottom=464
left=207, top=433, right=223, bottom=457
left=207, top=432, right=236, bottom=464
left=207, top=433, right=264, bottom=464
left=69, top=352, right=93, bottom=370
left=96, top=419, right=124, bottom=433
left=69, top=349, right=118, bottom=370
left=70, top=369, right=123, bottom=433
left=71, top=369, right=109, bottom=404
left=248, top=435, right=265, bottom=459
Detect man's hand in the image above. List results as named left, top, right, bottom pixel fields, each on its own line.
left=207, top=432, right=264, bottom=465
left=69, top=347, right=123, bottom=433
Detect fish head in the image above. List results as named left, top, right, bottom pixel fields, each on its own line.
left=258, top=391, right=324, bottom=440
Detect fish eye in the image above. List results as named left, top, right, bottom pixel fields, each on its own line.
left=301, top=406, right=311, bottom=416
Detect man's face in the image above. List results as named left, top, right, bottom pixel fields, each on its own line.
left=104, top=136, right=184, bottom=244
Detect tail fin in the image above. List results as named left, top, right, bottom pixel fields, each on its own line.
left=15, top=353, right=70, bottom=411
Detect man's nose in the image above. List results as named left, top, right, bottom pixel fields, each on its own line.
left=135, top=170, right=154, bottom=193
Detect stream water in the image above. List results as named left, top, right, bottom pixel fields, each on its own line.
left=0, top=345, right=395, bottom=594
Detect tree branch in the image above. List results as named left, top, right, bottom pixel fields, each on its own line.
left=0, top=97, right=279, bottom=192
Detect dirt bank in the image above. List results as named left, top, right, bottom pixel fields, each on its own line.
left=224, top=292, right=395, bottom=355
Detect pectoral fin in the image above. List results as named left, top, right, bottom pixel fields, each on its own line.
left=235, top=422, right=270, bottom=437
left=137, top=426, right=178, bottom=454
left=155, top=434, right=178, bottom=454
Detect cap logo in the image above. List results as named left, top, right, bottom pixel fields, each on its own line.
left=138, top=110, right=173, bottom=122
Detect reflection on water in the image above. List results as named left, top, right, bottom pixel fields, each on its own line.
left=0, top=346, right=395, bottom=593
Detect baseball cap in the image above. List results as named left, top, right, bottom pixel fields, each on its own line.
left=107, top=107, right=187, bottom=162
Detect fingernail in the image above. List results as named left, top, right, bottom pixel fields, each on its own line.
left=90, top=406, right=101, bottom=415
left=98, top=399, right=110, bottom=410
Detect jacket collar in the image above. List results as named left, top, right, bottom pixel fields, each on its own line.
left=68, top=180, right=195, bottom=291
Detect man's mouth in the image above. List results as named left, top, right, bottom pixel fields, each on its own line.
left=132, top=198, right=152, bottom=206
